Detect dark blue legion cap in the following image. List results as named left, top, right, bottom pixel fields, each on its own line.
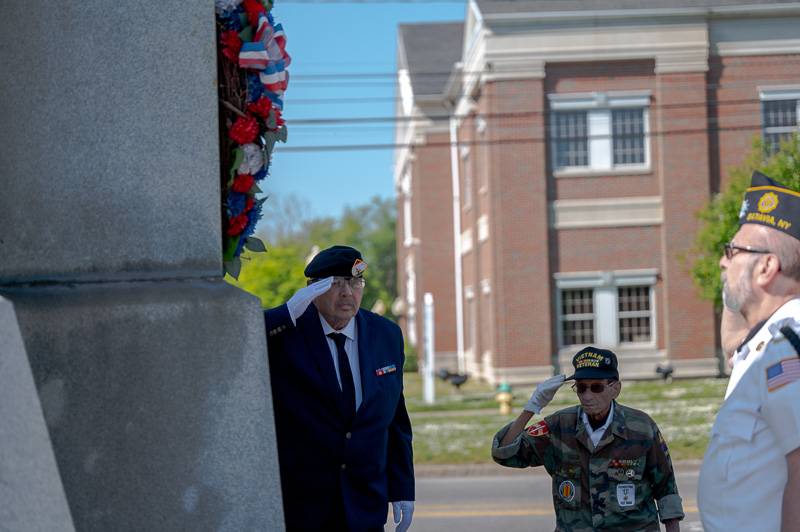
left=304, top=245, right=368, bottom=279
left=566, top=346, right=619, bottom=381
left=739, top=171, right=800, bottom=241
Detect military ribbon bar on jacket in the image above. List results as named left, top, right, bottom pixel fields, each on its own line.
left=375, top=364, right=396, bottom=376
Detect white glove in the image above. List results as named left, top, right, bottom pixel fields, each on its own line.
left=286, top=277, right=333, bottom=324
left=392, top=501, right=414, bottom=532
left=524, top=374, right=566, bottom=414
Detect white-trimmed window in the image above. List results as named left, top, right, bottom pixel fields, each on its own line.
left=555, top=269, right=656, bottom=349
left=549, top=91, right=651, bottom=173
left=760, top=88, right=800, bottom=156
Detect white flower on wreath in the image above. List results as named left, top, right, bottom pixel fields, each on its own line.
left=215, top=0, right=243, bottom=16
left=238, top=143, right=265, bottom=175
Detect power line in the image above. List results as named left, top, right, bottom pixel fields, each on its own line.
left=289, top=56, right=800, bottom=80
left=283, top=97, right=776, bottom=126
left=274, top=122, right=777, bottom=152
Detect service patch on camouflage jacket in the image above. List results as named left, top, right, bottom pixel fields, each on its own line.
left=526, top=420, right=549, bottom=437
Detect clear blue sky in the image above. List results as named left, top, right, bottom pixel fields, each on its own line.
left=262, top=1, right=466, bottom=228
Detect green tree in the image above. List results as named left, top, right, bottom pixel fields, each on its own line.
left=227, top=244, right=307, bottom=309
left=691, top=134, right=800, bottom=308
left=227, top=196, right=398, bottom=319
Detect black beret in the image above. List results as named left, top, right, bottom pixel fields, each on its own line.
left=739, top=171, right=800, bottom=241
left=566, top=346, right=619, bottom=381
left=304, top=245, right=368, bottom=279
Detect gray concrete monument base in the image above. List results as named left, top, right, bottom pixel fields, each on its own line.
left=0, top=297, right=75, bottom=532
left=0, top=282, right=284, bottom=532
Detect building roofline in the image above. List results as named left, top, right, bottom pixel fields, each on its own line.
left=483, top=3, right=800, bottom=23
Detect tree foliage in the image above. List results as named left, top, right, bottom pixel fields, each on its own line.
left=228, top=244, right=308, bottom=309
left=227, top=195, right=398, bottom=320
left=691, top=134, right=800, bottom=308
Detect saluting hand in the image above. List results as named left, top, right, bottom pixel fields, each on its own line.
left=286, top=277, right=333, bottom=323
left=524, top=374, right=566, bottom=414
left=392, top=500, right=414, bottom=532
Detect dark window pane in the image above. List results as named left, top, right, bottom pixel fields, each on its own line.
left=553, top=111, right=588, bottom=168
left=612, top=108, right=645, bottom=165
left=618, top=285, right=652, bottom=343
left=762, top=99, right=798, bottom=156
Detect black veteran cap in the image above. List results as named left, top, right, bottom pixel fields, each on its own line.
left=739, top=171, right=800, bottom=241
left=566, top=346, right=619, bottom=381
left=304, top=245, right=368, bottom=279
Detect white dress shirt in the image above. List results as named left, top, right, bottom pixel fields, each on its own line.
left=319, top=313, right=363, bottom=410
left=581, top=402, right=615, bottom=449
left=698, top=298, right=800, bottom=531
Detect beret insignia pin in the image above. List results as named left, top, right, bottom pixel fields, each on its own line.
left=351, top=258, right=367, bottom=277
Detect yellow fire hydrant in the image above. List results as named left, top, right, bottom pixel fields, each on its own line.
left=495, top=382, right=513, bottom=415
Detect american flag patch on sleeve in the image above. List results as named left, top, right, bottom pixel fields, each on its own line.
left=766, top=357, right=800, bottom=392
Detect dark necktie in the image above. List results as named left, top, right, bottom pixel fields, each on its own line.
left=328, top=333, right=356, bottom=417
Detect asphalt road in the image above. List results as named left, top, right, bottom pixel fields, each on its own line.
left=411, top=464, right=703, bottom=532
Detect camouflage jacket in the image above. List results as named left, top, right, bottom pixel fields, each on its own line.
left=492, top=402, right=684, bottom=532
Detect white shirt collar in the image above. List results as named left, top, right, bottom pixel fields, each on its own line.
left=581, top=402, right=615, bottom=448
left=318, top=312, right=356, bottom=341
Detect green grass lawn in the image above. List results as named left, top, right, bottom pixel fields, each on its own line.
left=403, top=373, right=728, bottom=465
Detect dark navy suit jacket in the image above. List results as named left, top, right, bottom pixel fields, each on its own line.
left=265, top=304, right=414, bottom=531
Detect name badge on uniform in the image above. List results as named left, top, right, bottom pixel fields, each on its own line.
left=617, top=483, right=635, bottom=507
left=375, top=364, right=396, bottom=376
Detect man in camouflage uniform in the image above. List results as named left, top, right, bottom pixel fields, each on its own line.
left=492, top=346, right=683, bottom=532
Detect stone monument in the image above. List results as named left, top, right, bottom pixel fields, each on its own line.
left=0, top=1, right=284, bottom=530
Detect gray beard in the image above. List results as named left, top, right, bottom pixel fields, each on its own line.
left=722, top=273, right=752, bottom=313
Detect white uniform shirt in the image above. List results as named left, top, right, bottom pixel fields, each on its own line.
left=698, top=298, right=800, bottom=531
left=319, top=314, right=363, bottom=410
left=581, top=402, right=615, bottom=449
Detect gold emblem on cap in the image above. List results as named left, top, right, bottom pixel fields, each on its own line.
left=351, top=258, right=367, bottom=277
left=758, top=192, right=779, bottom=214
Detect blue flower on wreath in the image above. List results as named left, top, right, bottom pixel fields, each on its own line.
left=217, top=6, right=244, bottom=31
left=233, top=199, right=264, bottom=256
left=247, top=73, right=265, bottom=102
left=253, top=165, right=268, bottom=182
left=226, top=191, right=248, bottom=218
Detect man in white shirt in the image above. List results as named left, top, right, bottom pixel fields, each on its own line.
left=698, top=171, right=800, bottom=531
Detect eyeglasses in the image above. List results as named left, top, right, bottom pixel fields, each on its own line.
left=571, top=381, right=616, bottom=394
left=723, top=242, right=771, bottom=260
left=315, top=276, right=366, bottom=290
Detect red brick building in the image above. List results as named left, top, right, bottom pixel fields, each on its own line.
left=395, top=1, right=800, bottom=383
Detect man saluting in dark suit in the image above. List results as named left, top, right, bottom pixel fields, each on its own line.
left=265, top=245, right=415, bottom=532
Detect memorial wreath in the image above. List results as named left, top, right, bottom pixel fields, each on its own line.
left=215, top=0, right=290, bottom=278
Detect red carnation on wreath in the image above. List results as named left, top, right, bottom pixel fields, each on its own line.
left=226, top=213, right=249, bottom=236
left=232, top=173, right=255, bottom=193
left=228, top=115, right=260, bottom=145
left=242, top=0, right=267, bottom=26
left=247, top=96, right=273, bottom=119
left=220, top=30, right=242, bottom=63
left=245, top=197, right=255, bottom=212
